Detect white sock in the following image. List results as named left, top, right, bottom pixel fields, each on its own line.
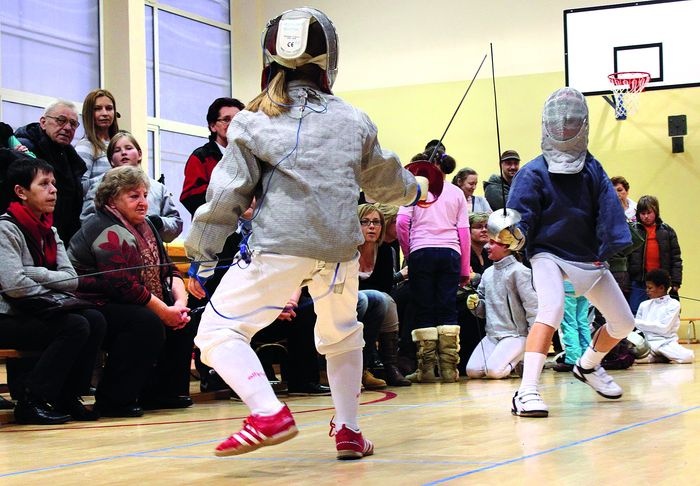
left=207, top=338, right=283, bottom=416
left=326, top=348, right=362, bottom=431
left=518, top=352, right=546, bottom=394
left=579, top=346, right=607, bottom=370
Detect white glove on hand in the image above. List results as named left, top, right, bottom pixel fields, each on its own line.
left=415, top=176, right=429, bottom=201
left=466, top=293, right=480, bottom=310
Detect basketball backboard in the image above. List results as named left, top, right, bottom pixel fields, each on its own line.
left=564, top=0, right=700, bottom=96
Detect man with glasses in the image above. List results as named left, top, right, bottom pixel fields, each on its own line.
left=15, top=100, right=86, bottom=243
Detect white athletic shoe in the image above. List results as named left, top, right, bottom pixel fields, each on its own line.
left=573, top=362, right=623, bottom=399
left=511, top=390, right=549, bottom=418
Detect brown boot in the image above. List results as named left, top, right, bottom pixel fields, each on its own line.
left=405, top=327, right=440, bottom=383
left=362, top=369, right=387, bottom=390
left=437, top=325, right=461, bottom=382
left=378, top=332, right=411, bottom=386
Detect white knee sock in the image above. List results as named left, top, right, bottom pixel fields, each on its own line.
left=326, top=348, right=362, bottom=431
left=207, top=339, right=283, bottom=416
left=518, top=352, right=546, bottom=394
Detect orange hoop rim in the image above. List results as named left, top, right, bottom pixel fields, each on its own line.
left=608, top=71, right=651, bottom=91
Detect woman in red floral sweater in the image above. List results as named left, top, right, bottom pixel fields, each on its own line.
left=69, top=165, right=193, bottom=417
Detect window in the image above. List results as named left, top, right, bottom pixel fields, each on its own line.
left=0, top=0, right=100, bottom=128
left=146, top=2, right=233, bottom=239
left=158, top=10, right=231, bottom=125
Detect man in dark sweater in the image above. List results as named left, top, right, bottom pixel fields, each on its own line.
left=15, top=100, right=86, bottom=243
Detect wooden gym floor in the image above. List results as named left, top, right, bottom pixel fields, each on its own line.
left=1, top=346, right=698, bottom=485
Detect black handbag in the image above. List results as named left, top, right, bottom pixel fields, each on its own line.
left=7, top=291, right=96, bottom=318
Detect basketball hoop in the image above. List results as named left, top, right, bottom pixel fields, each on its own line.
left=608, top=71, right=650, bottom=119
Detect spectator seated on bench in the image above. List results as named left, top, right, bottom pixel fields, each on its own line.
left=0, top=157, right=106, bottom=424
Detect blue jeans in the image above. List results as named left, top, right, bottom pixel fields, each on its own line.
left=357, top=290, right=389, bottom=368
left=408, top=247, right=460, bottom=328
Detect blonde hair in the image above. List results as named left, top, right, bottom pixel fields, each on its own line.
left=372, top=203, right=399, bottom=226
left=246, top=71, right=291, bottom=117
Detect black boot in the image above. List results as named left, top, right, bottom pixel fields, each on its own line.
left=14, top=392, right=71, bottom=425
left=378, top=332, right=411, bottom=387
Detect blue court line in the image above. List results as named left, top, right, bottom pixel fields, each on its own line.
left=1, top=384, right=681, bottom=479
left=422, top=404, right=700, bottom=485
left=0, top=384, right=558, bottom=479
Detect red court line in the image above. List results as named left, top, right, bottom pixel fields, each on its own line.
left=0, top=390, right=397, bottom=433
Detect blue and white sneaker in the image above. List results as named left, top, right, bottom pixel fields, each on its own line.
left=573, top=361, right=623, bottom=399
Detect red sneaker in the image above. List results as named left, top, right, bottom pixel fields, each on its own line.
left=215, top=404, right=298, bottom=457
left=329, top=420, right=374, bottom=460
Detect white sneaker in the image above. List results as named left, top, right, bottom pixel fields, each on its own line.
left=573, top=362, right=623, bottom=399
left=511, top=390, right=549, bottom=417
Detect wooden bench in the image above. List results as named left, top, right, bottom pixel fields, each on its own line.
left=164, top=242, right=190, bottom=283
left=680, top=318, right=700, bottom=344
left=0, top=349, right=41, bottom=360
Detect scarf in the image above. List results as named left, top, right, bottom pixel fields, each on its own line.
left=6, top=201, right=57, bottom=269
left=105, top=206, right=164, bottom=301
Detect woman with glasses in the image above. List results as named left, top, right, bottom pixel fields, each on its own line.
left=357, top=204, right=410, bottom=388
left=75, top=89, right=120, bottom=195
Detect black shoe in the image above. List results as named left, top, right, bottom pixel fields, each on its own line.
left=14, top=399, right=71, bottom=425
left=94, top=401, right=144, bottom=418
left=0, top=395, right=14, bottom=410
left=553, top=362, right=574, bottom=372
left=200, top=371, right=231, bottom=393
left=287, top=383, right=332, bottom=396
left=384, top=365, right=412, bottom=387
left=140, top=395, right=193, bottom=410
left=56, top=396, right=100, bottom=421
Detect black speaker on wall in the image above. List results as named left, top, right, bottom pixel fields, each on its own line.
left=668, top=115, right=687, bottom=153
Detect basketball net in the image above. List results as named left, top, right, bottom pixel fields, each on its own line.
left=608, top=72, right=650, bottom=119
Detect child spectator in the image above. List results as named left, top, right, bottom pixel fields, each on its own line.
left=634, top=269, right=694, bottom=363
left=628, top=195, right=682, bottom=315
left=465, top=227, right=537, bottom=379
left=81, top=131, right=182, bottom=242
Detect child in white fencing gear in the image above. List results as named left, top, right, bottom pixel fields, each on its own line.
left=635, top=269, right=694, bottom=364
left=465, top=214, right=537, bottom=379
left=185, top=7, right=430, bottom=460
left=506, top=87, right=636, bottom=418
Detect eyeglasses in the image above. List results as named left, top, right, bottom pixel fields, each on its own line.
left=360, top=219, right=382, bottom=227
left=45, top=115, right=80, bottom=129
left=216, top=116, right=233, bottom=124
